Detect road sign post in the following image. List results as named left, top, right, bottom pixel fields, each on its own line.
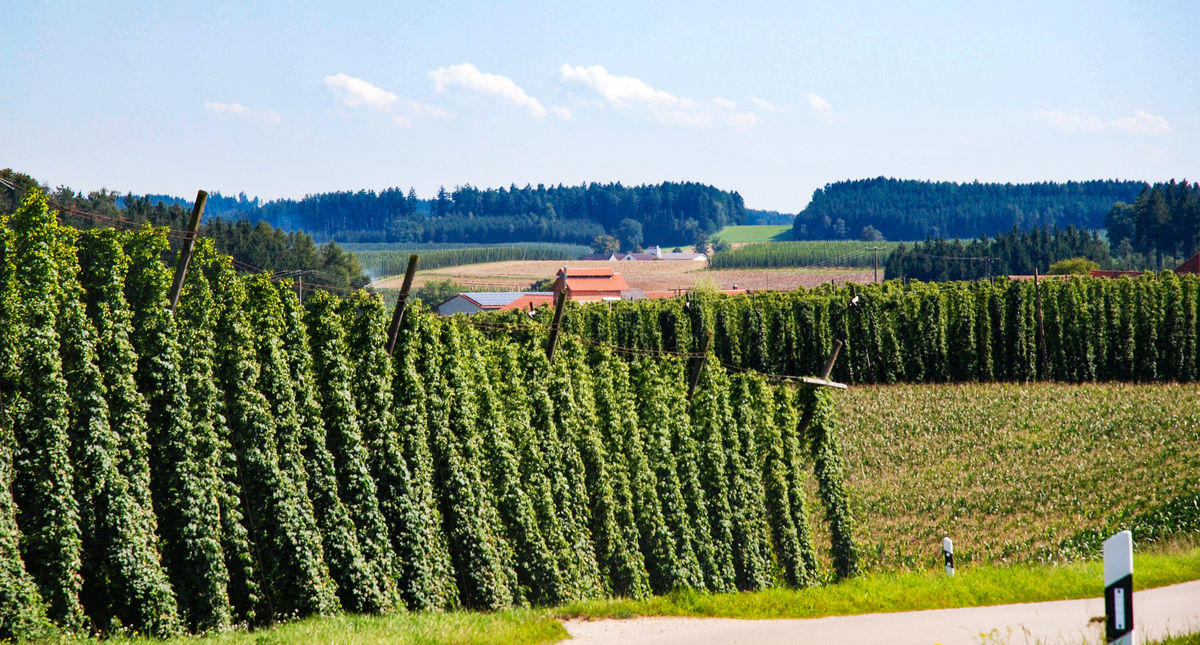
left=1103, top=530, right=1134, bottom=645
left=942, top=537, right=955, bottom=576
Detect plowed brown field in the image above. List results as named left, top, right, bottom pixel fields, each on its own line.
left=371, top=259, right=873, bottom=292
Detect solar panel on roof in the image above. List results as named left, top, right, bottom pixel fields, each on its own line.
left=463, top=292, right=553, bottom=307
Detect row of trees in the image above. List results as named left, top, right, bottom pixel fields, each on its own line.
left=883, top=226, right=1111, bottom=281
left=1105, top=179, right=1200, bottom=270
left=142, top=181, right=745, bottom=246
left=0, top=191, right=852, bottom=639
left=791, top=178, right=1144, bottom=241
left=549, top=273, right=1200, bottom=386
left=0, top=170, right=369, bottom=291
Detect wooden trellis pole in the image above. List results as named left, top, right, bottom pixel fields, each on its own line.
left=168, top=190, right=207, bottom=314
left=386, top=254, right=420, bottom=356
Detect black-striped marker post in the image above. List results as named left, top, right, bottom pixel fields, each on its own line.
left=942, top=537, right=955, bottom=576
left=1103, top=530, right=1134, bottom=645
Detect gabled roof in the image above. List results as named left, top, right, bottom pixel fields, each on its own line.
left=1177, top=252, right=1200, bottom=274
left=559, top=267, right=617, bottom=277
left=459, top=292, right=537, bottom=307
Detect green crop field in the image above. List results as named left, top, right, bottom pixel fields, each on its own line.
left=833, top=382, right=1200, bottom=572
left=712, top=224, right=793, bottom=243
left=710, top=240, right=903, bottom=268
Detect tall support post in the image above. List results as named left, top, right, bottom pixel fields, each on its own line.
left=168, top=190, right=207, bottom=313
left=686, top=331, right=714, bottom=403
left=872, top=246, right=881, bottom=283
left=942, top=537, right=955, bottom=576
left=385, top=254, right=420, bottom=356
left=545, top=288, right=568, bottom=362
left=1104, top=530, right=1134, bottom=645
left=798, top=339, right=845, bottom=439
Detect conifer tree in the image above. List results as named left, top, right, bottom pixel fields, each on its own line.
left=123, top=230, right=230, bottom=632
left=207, top=258, right=337, bottom=620
left=11, top=192, right=86, bottom=630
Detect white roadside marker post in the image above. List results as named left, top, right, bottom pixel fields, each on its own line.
left=1103, top=530, right=1134, bottom=645
left=942, top=537, right=955, bottom=576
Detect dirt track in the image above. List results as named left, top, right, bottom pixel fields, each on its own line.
left=561, top=579, right=1200, bottom=645
left=372, top=259, right=873, bottom=292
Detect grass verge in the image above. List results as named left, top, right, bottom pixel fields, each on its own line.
left=60, top=610, right=566, bottom=645
left=555, top=547, right=1200, bottom=620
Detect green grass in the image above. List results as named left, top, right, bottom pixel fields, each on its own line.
left=712, top=224, right=793, bottom=243
left=58, top=610, right=566, bottom=645
left=555, top=547, right=1200, bottom=620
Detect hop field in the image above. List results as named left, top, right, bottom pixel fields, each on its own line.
left=831, top=382, right=1200, bottom=572
left=710, top=240, right=902, bottom=269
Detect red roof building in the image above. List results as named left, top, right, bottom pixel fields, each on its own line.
left=551, top=266, right=630, bottom=303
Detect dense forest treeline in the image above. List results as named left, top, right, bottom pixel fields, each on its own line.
left=791, top=178, right=1145, bottom=241
left=881, top=180, right=1200, bottom=281
left=0, top=170, right=369, bottom=291
left=142, top=181, right=746, bottom=246
left=1105, top=179, right=1200, bottom=270
left=0, top=191, right=853, bottom=639
left=884, top=226, right=1111, bottom=282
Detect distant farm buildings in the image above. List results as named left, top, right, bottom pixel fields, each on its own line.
left=579, top=245, right=707, bottom=262
left=437, top=291, right=554, bottom=316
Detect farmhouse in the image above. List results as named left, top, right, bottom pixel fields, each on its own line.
left=437, top=291, right=554, bottom=316
left=578, top=246, right=707, bottom=262
left=551, top=266, right=630, bottom=302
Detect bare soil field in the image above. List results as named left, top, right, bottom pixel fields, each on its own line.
left=372, top=259, right=873, bottom=292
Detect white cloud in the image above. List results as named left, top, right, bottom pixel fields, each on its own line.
left=429, top=62, right=547, bottom=117
left=1034, top=108, right=1170, bottom=135
left=204, top=101, right=247, bottom=116
left=559, top=63, right=759, bottom=130
left=551, top=106, right=573, bottom=121
left=559, top=64, right=692, bottom=110
left=394, top=115, right=413, bottom=127
left=749, top=96, right=781, bottom=112
left=323, top=73, right=398, bottom=111
left=806, top=93, right=834, bottom=116
left=205, top=101, right=280, bottom=123
left=408, top=100, right=451, bottom=119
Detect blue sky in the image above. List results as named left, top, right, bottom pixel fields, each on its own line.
left=3, top=0, right=1197, bottom=212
